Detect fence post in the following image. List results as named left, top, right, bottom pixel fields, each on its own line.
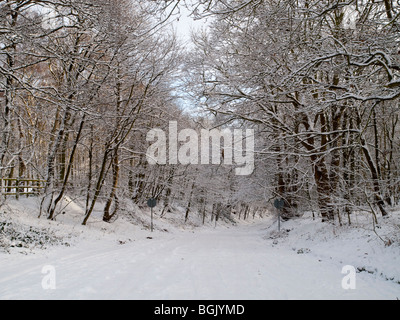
left=0, top=178, right=46, bottom=198
left=16, top=178, right=19, bottom=200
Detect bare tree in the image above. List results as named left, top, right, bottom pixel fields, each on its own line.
left=184, top=0, right=400, bottom=221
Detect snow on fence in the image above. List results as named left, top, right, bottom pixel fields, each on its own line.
left=0, top=178, right=46, bottom=199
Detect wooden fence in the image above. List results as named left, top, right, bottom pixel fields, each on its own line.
left=0, top=178, right=46, bottom=199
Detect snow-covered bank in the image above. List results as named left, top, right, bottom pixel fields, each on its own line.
left=0, top=196, right=242, bottom=255
left=264, top=210, right=400, bottom=289
left=0, top=197, right=399, bottom=300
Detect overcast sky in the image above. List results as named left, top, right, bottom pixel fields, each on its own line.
left=173, top=5, right=209, bottom=45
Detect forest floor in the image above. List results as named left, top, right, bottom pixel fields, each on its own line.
left=0, top=197, right=399, bottom=300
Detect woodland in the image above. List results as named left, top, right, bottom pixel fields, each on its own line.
left=1, top=0, right=400, bottom=226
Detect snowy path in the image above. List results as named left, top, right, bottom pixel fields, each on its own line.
left=0, top=222, right=399, bottom=300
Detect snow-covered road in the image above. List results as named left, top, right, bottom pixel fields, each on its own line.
left=0, top=222, right=399, bottom=300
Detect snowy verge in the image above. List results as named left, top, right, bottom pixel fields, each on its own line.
left=0, top=197, right=399, bottom=300
left=1, top=196, right=399, bottom=291
left=0, top=196, right=262, bottom=255
left=263, top=209, right=400, bottom=286
left=0, top=198, right=85, bottom=254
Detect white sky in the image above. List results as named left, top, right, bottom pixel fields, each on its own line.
left=173, top=6, right=209, bottom=45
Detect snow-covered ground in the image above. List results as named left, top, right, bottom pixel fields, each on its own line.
left=0, top=197, right=399, bottom=300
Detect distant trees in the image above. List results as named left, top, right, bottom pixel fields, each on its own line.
left=0, top=0, right=183, bottom=223
left=1, top=0, right=258, bottom=226
left=183, top=0, right=400, bottom=221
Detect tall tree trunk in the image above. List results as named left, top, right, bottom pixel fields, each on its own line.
left=0, top=4, right=18, bottom=174
left=82, top=145, right=112, bottom=225
left=103, top=147, right=120, bottom=223
left=184, top=182, right=195, bottom=223
left=47, top=115, right=85, bottom=220
left=356, top=109, right=388, bottom=217
left=329, top=105, right=344, bottom=220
